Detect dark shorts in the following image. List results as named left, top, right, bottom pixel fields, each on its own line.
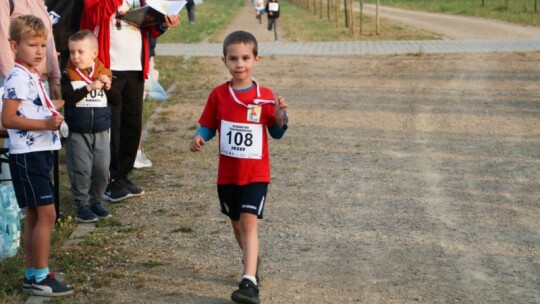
left=218, top=182, right=268, bottom=221
left=9, top=151, right=54, bottom=208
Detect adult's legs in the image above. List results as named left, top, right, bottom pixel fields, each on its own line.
left=110, top=71, right=144, bottom=181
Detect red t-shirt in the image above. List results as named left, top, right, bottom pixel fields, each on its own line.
left=199, top=81, right=277, bottom=185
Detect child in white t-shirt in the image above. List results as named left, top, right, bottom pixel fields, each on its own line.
left=1, top=15, right=72, bottom=297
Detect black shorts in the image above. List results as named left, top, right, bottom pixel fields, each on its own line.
left=9, top=151, right=55, bottom=208
left=218, top=182, right=268, bottom=221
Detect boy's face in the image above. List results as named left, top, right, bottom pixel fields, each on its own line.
left=9, top=34, right=47, bottom=70
left=68, top=38, right=98, bottom=70
left=222, top=42, right=260, bottom=86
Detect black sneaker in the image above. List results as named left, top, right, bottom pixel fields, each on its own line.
left=231, top=279, right=260, bottom=304
left=31, top=273, right=73, bottom=297
left=90, top=203, right=111, bottom=219
left=75, top=206, right=98, bottom=223
left=103, top=179, right=133, bottom=203
left=22, top=277, right=33, bottom=295
left=120, top=178, right=145, bottom=196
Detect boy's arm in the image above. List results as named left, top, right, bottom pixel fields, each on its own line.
left=1, top=99, right=63, bottom=131
left=190, top=126, right=216, bottom=152
left=61, top=72, right=91, bottom=107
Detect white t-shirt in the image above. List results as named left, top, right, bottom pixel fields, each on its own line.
left=109, top=0, right=143, bottom=71
left=2, top=67, right=61, bottom=154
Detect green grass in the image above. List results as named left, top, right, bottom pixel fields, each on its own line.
left=281, top=0, right=438, bottom=41
left=157, top=0, right=244, bottom=43
left=364, top=0, right=540, bottom=26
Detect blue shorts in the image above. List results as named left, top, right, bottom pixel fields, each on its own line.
left=9, top=151, right=54, bottom=208
left=218, top=182, right=268, bottom=220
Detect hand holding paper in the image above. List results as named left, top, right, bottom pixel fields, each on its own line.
left=118, top=0, right=186, bottom=28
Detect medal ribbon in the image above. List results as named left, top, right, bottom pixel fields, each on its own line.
left=74, top=62, right=96, bottom=84
left=14, top=61, right=59, bottom=116
left=228, top=78, right=276, bottom=108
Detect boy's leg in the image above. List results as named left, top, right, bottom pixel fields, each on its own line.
left=274, top=20, right=279, bottom=41
left=23, top=207, right=38, bottom=269
left=32, top=204, right=56, bottom=269
left=89, top=131, right=112, bottom=218
left=239, top=213, right=259, bottom=278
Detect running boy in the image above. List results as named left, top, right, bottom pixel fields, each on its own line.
left=62, top=29, right=121, bottom=223
left=190, top=31, right=288, bottom=304
left=266, top=0, right=281, bottom=43
left=1, top=15, right=72, bottom=296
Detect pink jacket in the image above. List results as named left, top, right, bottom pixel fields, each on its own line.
left=0, top=0, right=60, bottom=85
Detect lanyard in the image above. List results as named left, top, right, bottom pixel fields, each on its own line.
left=228, top=78, right=276, bottom=108
left=74, top=62, right=96, bottom=84
left=14, top=61, right=59, bottom=117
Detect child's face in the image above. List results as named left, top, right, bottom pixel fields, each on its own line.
left=10, top=34, right=47, bottom=70
left=222, top=42, right=260, bottom=86
left=68, top=38, right=98, bottom=70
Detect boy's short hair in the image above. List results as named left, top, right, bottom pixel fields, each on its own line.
left=68, top=29, right=99, bottom=50
left=9, top=15, right=48, bottom=43
left=223, top=31, right=258, bottom=57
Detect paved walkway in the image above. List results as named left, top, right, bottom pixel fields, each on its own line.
left=157, top=38, right=540, bottom=56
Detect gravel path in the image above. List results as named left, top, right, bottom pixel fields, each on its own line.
left=27, top=2, right=539, bottom=304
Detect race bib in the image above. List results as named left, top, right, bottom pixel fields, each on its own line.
left=71, top=80, right=108, bottom=107
left=269, top=3, right=279, bottom=12
left=220, top=120, right=263, bottom=159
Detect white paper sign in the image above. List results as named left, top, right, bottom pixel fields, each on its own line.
left=146, top=0, right=187, bottom=15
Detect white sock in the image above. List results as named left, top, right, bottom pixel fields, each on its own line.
left=242, top=275, right=257, bottom=286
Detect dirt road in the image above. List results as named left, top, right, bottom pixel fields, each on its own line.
left=54, top=2, right=540, bottom=304
left=361, top=4, right=540, bottom=39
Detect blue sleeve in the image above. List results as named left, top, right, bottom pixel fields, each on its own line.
left=268, top=123, right=288, bottom=139
left=194, top=126, right=216, bottom=141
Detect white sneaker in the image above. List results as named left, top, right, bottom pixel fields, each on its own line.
left=133, top=149, right=152, bottom=169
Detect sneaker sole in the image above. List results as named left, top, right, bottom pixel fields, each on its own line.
left=231, top=293, right=260, bottom=304
left=95, top=214, right=112, bottom=219
left=75, top=217, right=98, bottom=223
left=103, top=192, right=135, bottom=203
left=32, top=288, right=74, bottom=297
left=22, top=286, right=32, bottom=295
left=133, top=162, right=152, bottom=169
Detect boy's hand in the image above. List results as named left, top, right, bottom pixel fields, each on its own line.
left=87, top=79, right=104, bottom=92
left=190, top=135, right=206, bottom=152
left=99, top=75, right=112, bottom=90
left=274, top=96, right=288, bottom=126
left=47, top=114, right=64, bottom=131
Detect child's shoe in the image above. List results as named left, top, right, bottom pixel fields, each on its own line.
left=31, top=273, right=73, bottom=297
left=90, top=203, right=111, bottom=219
left=231, top=278, right=260, bottom=304
left=133, top=149, right=152, bottom=169
left=22, top=277, right=33, bottom=295
left=75, top=206, right=98, bottom=223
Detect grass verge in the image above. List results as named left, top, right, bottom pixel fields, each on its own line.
left=157, top=0, right=244, bottom=43
left=365, top=0, right=540, bottom=26
left=281, top=0, right=439, bottom=41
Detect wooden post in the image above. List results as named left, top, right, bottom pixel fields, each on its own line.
left=336, top=0, right=340, bottom=27
left=376, top=0, right=380, bottom=35
left=328, top=0, right=331, bottom=20
left=343, top=0, right=349, bottom=27
left=349, top=0, right=354, bottom=35
left=359, top=0, right=363, bottom=34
